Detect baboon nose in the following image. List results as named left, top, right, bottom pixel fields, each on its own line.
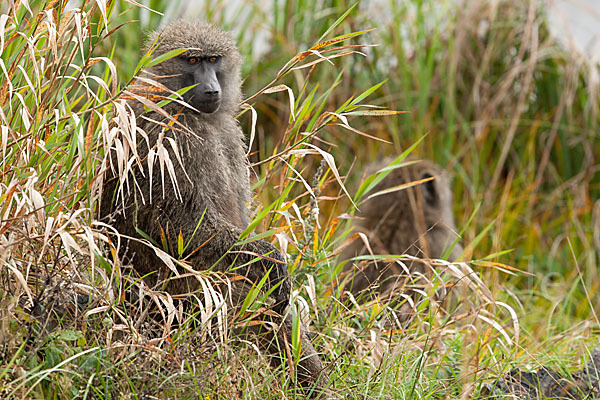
left=205, top=89, right=219, bottom=97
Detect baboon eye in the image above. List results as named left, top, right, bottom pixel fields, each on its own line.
left=208, top=56, right=218, bottom=63
left=187, top=56, right=199, bottom=65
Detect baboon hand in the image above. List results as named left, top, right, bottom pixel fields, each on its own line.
left=247, top=239, right=290, bottom=314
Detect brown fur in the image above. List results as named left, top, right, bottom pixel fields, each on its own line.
left=341, top=156, right=462, bottom=300
left=99, top=20, right=327, bottom=393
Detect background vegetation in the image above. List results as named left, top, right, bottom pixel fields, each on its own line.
left=0, top=0, right=598, bottom=398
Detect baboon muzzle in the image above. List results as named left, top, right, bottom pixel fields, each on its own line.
left=191, top=64, right=221, bottom=113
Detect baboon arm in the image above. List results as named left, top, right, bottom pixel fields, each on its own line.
left=154, top=201, right=290, bottom=310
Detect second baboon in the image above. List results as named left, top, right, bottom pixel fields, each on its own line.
left=100, top=21, right=327, bottom=391
left=340, top=157, right=463, bottom=308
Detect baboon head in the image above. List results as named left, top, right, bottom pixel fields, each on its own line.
left=358, top=157, right=462, bottom=261
left=144, top=21, right=243, bottom=116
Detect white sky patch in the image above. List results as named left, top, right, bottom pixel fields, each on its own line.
left=546, top=0, right=600, bottom=64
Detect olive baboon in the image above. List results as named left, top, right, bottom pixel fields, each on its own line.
left=341, top=157, right=463, bottom=305
left=100, top=21, right=326, bottom=390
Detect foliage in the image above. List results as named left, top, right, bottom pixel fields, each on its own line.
left=0, top=0, right=598, bottom=399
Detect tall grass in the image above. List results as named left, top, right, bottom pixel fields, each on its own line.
left=215, top=0, right=600, bottom=332
left=1, top=0, right=598, bottom=399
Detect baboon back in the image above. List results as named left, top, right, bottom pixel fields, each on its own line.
left=341, top=156, right=462, bottom=297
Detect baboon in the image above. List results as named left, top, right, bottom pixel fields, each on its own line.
left=100, top=21, right=327, bottom=392
left=340, top=156, right=463, bottom=312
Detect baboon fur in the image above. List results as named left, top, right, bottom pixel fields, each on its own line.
left=100, top=21, right=327, bottom=392
left=341, top=156, right=463, bottom=303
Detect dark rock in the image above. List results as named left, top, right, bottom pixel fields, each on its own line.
left=482, top=348, right=600, bottom=399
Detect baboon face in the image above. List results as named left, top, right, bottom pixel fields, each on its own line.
left=145, top=21, right=243, bottom=116
left=176, top=54, right=223, bottom=114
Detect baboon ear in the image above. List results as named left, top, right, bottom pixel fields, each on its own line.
left=421, top=172, right=437, bottom=205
